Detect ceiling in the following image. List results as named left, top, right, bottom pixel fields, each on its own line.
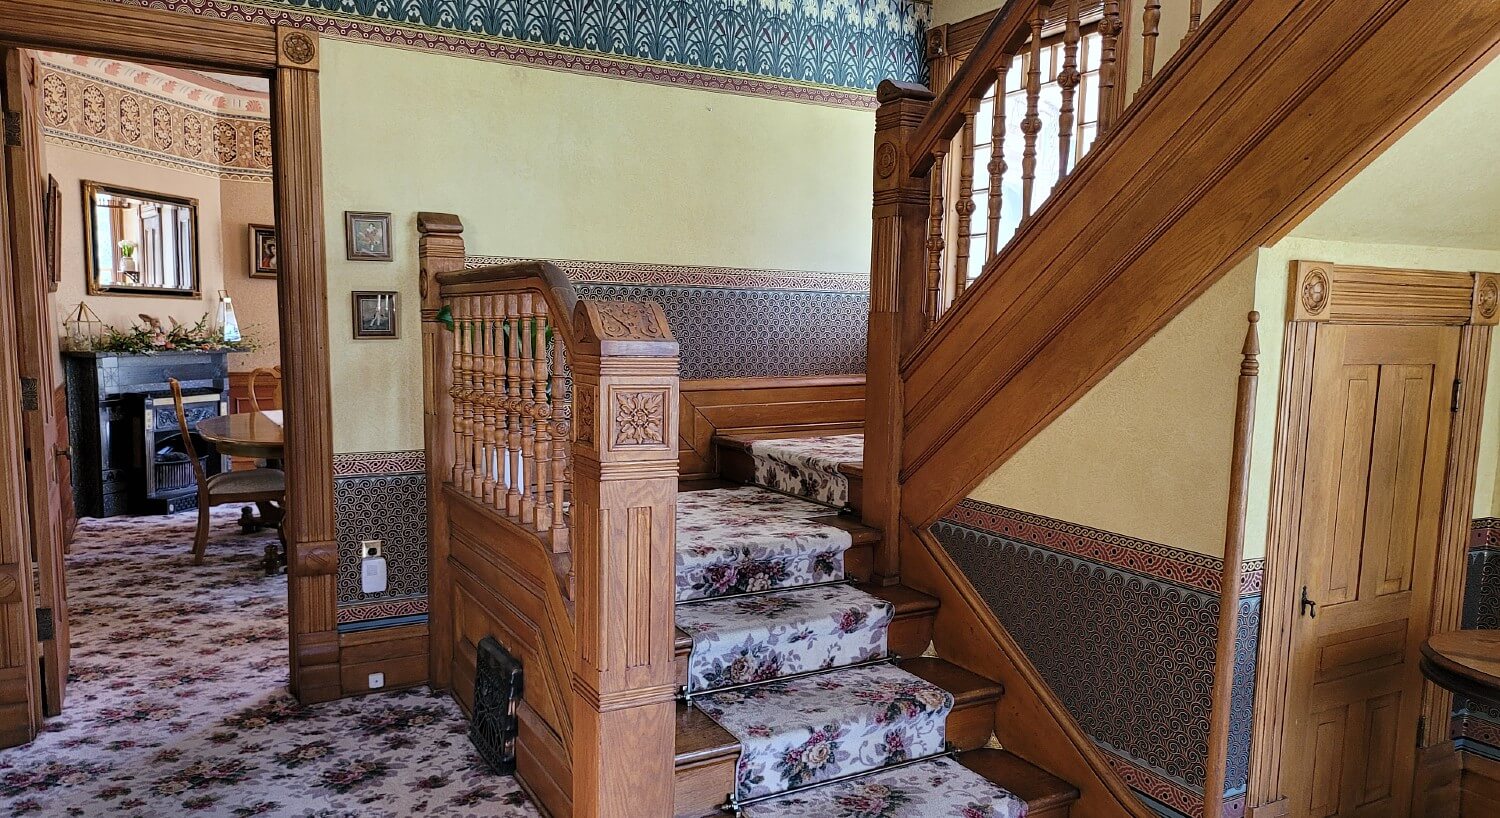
left=1290, top=57, right=1500, bottom=251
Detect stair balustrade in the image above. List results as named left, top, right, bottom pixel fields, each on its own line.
left=417, top=214, right=680, bottom=818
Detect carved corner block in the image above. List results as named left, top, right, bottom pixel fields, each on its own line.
left=1290, top=260, right=1333, bottom=322
left=277, top=27, right=320, bottom=70
left=1472, top=272, right=1499, bottom=326
left=573, top=300, right=678, bottom=358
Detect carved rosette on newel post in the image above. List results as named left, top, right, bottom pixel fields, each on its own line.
left=569, top=299, right=681, bottom=818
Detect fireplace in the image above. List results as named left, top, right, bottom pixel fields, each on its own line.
left=65, top=351, right=230, bottom=516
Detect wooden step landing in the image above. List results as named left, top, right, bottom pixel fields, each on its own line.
left=710, top=433, right=864, bottom=515
left=957, top=749, right=1081, bottom=818
left=673, top=656, right=1003, bottom=818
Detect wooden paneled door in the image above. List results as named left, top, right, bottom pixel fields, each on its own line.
left=1, top=48, right=70, bottom=729
left=1283, top=323, right=1459, bottom=817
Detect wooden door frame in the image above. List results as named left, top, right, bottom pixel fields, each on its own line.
left=1246, top=261, right=1499, bottom=817
left=0, top=0, right=343, bottom=711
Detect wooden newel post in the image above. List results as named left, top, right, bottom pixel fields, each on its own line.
left=1204, top=311, right=1259, bottom=818
left=864, top=80, right=935, bottom=583
left=568, top=299, right=680, bottom=818
left=417, top=212, right=466, bottom=691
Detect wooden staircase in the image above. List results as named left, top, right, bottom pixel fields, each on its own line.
left=669, top=482, right=1078, bottom=818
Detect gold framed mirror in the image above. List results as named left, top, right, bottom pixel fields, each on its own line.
left=82, top=181, right=200, bottom=297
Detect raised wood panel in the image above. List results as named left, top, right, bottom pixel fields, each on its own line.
left=338, top=623, right=429, bottom=695
left=678, top=376, right=864, bottom=480
left=895, top=0, right=1500, bottom=529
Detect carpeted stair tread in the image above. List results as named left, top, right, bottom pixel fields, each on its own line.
left=741, top=755, right=1028, bottom=818
left=743, top=434, right=866, bottom=508
left=677, top=487, right=854, bottom=602
left=677, top=584, right=894, bottom=692
left=695, top=662, right=952, bottom=801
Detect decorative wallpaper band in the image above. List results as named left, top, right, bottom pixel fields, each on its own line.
left=107, top=0, right=926, bottom=107
left=948, top=499, right=1265, bottom=596
left=465, top=254, right=869, bottom=293
left=1472, top=516, right=1500, bottom=550
left=337, top=595, right=430, bottom=625
left=39, top=58, right=273, bottom=181
left=1101, top=749, right=1246, bottom=818
left=333, top=450, right=427, bottom=477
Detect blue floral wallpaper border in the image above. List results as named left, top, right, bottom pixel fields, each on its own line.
left=113, top=0, right=928, bottom=107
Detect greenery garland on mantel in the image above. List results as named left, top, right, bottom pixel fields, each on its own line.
left=92, top=314, right=256, bottom=355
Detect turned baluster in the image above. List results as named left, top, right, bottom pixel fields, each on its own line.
left=550, top=340, right=568, bottom=535
left=533, top=303, right=553, bottom=531
left=449, top=297, right=467, bottom=484
left=925, top=150, right=947, bottom=325
left=1057, top=0, right=1082, bottom=180
left=985, top=62, right=1009, bottom=261
left=1141, top=0, right=1162, bottom=90
left=486, top=295, right=506, bottom=504
left=478, top=295, right=499, bottom=504
left=518, top=293, right=538, bottom=525
left=953, top=101, right=979, bottom=294
left=1187, top=0, right=1203, bottom=40
left=1020, top=1, right=1045, bottom=220
left=460, top=297, right=479, bottom=488
left=1099, top=0, right=1122, bottom=133
left=505, top=293, right=523, bottom=518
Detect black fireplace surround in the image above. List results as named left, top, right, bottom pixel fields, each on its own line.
left=64, top=351, right=229, bottom=517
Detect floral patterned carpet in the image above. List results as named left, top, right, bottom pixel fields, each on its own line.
left=0, top=507, right=539, bottom=818
left=748, top=434, right=865, bottom=509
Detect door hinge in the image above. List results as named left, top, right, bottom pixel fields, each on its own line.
left=1452, top=378, right=1464, bottom=413
left=35, top=607, right=54, bottom=641
left=19, top=376, right=38, bottom=412
left=2, top=112, right=20, bottom=147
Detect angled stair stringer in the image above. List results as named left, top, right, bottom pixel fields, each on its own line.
left=895, top=0, right=1500, bottom=530
left=900, top=524, right=1156, bottom=818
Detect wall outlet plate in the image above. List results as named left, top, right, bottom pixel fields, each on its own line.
left=368, top=672, right=384, bottom=689
left=360, top=539, right=382, bottom=559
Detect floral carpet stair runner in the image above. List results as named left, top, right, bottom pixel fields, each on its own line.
left=676, top=487, right=1028, bottom=817
left=747, top=434, right=865, bottom=508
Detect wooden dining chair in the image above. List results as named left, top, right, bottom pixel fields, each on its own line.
left=247, top=365, right=282, bottom=411
left=169, top=378, right=287, bottom=564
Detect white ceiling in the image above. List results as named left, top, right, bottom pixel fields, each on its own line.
left=1290, top=57, right=1500, bottom=251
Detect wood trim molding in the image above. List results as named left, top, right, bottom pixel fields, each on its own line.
left=1290, top=260, right=1494, bottom=325
left=1247, top=263, right=1495, bottom=810
left=0, top=1, right=345, bottom=707
left=678, top=375, right=865, bottom=481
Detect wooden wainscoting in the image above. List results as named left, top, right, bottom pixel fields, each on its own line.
left=338, top=622, right=429, bottom=696
left=678, top=375, right=865, bottom=481
left=1463, top=751, right=1500, bottom=817
left=227, top=370, right=282, bottom=470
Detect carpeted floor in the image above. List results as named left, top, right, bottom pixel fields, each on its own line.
left=0, top=507, right=539, bottom=818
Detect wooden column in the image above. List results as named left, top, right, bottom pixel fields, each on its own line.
left=1204, top=311, right=1259, bottom=818
left=866, top=80, right=935, bottom=584
left=273, top=27, right=339, bottom=704
left=417, top=212, right=466, bottom=691
left=568, top=300, right=680, bottom=818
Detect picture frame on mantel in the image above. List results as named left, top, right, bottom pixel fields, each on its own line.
left=351, top=291, right=399, bottom=340
left=248, top=224, right=278, bottom=279
left=344, top=211, right=392, bottom=261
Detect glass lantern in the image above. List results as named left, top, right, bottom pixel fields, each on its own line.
left=216, top=289, right=241, bottom=344
left=62, top=302, right=104, bottom=352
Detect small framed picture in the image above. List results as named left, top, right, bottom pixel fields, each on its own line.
left=351, top=290, right=399, bottom=339
left=248, top=224, right=278, bottom=279
left=344, top=211, right=392, bottom=261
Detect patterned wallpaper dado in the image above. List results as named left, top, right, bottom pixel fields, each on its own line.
left=107, top=0, right=928, bottom=107
left=934, top=500, right=1263, bottom=818
left=37, top=54, right=273, bottom=181
left=467, top=255, right=870, bottom=379
left=333, top=451, right=429, bottom=626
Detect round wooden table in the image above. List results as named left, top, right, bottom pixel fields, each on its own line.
left=1420, top=630, right=1500, bottom=711
left=197, top=410, right=287, bottom=572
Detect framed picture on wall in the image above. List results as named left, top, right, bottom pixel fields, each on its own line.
left=248, top=224, right=278, bottom=279
left=351, top=290, right=399, bottom=339
left=44, top=174, right=61, bottom=292
left=344, top=211, right=392, bottom=261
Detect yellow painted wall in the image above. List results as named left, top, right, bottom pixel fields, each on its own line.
left=969, top=253, right=1258, bottom=555
left=318, top=38, right=876, bottom=454
left=218, top=179, right=278, bottom=371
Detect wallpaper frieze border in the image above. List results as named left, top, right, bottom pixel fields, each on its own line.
left=466, top=254, right=870, bottom=293
left=947, top=499, right=1265, bottom=596
left=336, top=595, right=429, bottom=625
left=102, top=0, right=925, bottom=109
left=333, top=449, right=427, bottom=477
